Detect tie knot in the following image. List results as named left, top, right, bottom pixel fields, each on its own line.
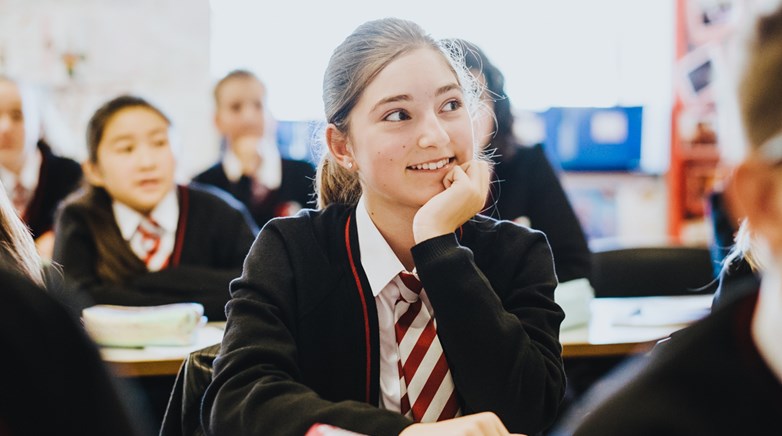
left=398, top=271, right=423, bottom=302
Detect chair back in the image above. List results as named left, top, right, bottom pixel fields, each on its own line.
left=160, top=343, right=221, bottom=436
left=590, top=246, right=717, bottom=298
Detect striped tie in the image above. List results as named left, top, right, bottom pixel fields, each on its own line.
left=135, top=217, right=166, bottom=270
left=394, top=272, right=460, bottom=422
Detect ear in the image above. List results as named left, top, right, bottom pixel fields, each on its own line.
left=82, top=160, right=105, bottom=188
left=732, top=160, right=782, bottom=248
left=325, top=123, right=354, bottom=170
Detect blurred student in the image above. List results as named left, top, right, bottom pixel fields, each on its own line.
left=193, top=70, right=315, bottom=228
left=53, top=95, right=257, bottom=321
left=201, top=18, right=565, bottom=436
left=0, top=267, right=150, bottom=436
left=552, top=8, right=782, bottom=435
left=452, top=40, right=591, bottom=284
left=0, top=76, right=82, bottom=259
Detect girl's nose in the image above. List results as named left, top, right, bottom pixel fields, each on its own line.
left=417, top=112, right=450, bottom=149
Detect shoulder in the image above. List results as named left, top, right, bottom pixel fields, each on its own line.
left=465, top=214, right=547, bottom=243
left=192, top=162, right=225, bottom=182
left=186, top=182, right=245, bottom=211
left=263, top=203, right=349, bottom=235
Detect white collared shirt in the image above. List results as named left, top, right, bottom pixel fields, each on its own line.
left=113, top=188, right=179, bottom=270
left=0, top=147, right=42, bottom=200
left=221, top=138, right=282, bottom=190
left=355, top=195, right=437, bottom=412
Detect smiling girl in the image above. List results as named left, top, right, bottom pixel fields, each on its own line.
left=52, top=95, right=257, bottom=321
left=202, top=19, right=565, bottom=436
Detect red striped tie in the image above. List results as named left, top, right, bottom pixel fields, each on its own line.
left=136, top=217, right=165, bottom=269
left=395, top=272, right=460, bottom=422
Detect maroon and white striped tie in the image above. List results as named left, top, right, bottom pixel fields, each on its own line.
left=394, top=271, right=460, bottom=422
left=135, top=217, right=167, bottom=270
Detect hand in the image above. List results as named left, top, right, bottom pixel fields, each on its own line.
left=399, top=412, right=525, bottom=436
left=35, top=230, right=55, bottom=260
left=231, top=135, right=263, bottom=176
left=413, top=159, right=490, bottom=244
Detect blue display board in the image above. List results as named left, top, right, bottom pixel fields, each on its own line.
left=540, top=106, right=643, bottom=172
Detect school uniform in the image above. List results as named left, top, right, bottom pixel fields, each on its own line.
left=0, top=141, right=82, bottom=239
left=52, top=183, right=257, bottom=321
left=202, top=202, right=566, bottom=436
left=192, top=148, right=315, bottom=228
left=489, top=143, right=590, bottom=283
left=552, top=291, right=782, bottom=436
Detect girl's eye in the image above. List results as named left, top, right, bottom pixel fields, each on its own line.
left=384, top=110, right=410, bottom=122
left=443, top=99, right=462, bottom=112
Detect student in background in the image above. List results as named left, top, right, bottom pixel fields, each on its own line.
left=552, top=7, right=782, bottom=434
left=192, top=70, right=315, bottom=228
left=451, top=40, right=591, bottom=284
left=53, top=95, right=257, bottom=321
left=202, top=18, right=565, bottom=436
left=0, top=76, right=82, bottom=259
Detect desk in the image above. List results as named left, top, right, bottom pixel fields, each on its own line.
left=560, top=294, right=713, bottom=358
left=103, top=295, right=713, bottom=377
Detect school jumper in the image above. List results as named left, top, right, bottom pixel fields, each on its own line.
left=192, top=158, right=315, bottom=228
left=20, top=141, right=82, bottom=239
left=202, top=204, right=566, bottom=436
left=52, top=184, right=257, bottom=321
left=552, top=291, right=782, bottom=436
left=489, top=143, right=590, bottom=283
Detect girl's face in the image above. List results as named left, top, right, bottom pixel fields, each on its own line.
left=0, top=80, right=28, bottom=171
left=214, top=77, right=266, bottom=147
left=346, top=47, right=474, bottom=214
left=85, top=107, right=176, bottom=214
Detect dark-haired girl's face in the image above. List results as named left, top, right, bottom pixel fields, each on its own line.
left=0, top=81, right=28, bottom=172
left=85, top=107, right=176, bottom=214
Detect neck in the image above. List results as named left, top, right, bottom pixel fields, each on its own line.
left=364, top=198, right=417, bottom=271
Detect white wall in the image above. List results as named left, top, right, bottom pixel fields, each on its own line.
left=0, top=0, right=214, bottom=180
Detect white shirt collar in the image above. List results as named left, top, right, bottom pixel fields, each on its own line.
left=355, top=195, right=407, bottom=297
left=0, top=147, right=42, bottom=193
left=113, top=187, right=179, bottom=240
left=221, top=138, right=282, bottom=190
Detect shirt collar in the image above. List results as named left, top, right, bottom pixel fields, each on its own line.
left=221, top=138, right=282, bottom=189
left=355, top=195, right=406, bottom=297
left=0, top=148, right=42, bottom=192
left=112, top=187, right=179, bottom=240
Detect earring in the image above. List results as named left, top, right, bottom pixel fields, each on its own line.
left=347, top=161, right=353, bottom=169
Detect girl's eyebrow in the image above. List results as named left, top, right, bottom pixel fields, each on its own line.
left=371, top=82, right=461, bottom=113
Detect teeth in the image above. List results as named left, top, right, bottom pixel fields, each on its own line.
left=410, top=158, right=449, bottom=170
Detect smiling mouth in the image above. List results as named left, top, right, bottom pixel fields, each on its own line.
left=407, top=157, right=454, bottom=171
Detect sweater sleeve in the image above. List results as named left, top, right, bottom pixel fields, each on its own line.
left=202, top=223, right=412, bottom=436
left=411, top=225, right=566, bottom=435
left=52, top=204, right=239, bottom=321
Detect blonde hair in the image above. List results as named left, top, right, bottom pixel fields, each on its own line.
left=0, top=180, right=44, bottom=286
left=726, top=6, right=782, bottom=270
left=316, top=18, right=480, bottom=208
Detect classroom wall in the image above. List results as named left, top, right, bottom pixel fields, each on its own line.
left=0, top=0, right=216, bottom=180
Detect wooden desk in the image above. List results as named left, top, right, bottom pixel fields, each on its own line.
left=103, top=295, right=714, bottom=377
left=101, top=322, right=225, bottom=377
left=560, top=294, right=713, bottom=358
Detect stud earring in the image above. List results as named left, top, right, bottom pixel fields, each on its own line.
left=347, top=161, right=353, bottom=169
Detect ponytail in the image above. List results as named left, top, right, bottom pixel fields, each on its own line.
left=315, top=153, right=361, bottom=209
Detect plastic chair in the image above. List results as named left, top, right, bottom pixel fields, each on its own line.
left=160, top=343, right=221, bottom=436
left=590, top=246, right=718, bottom=298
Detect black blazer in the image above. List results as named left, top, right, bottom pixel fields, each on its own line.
left=192, top=158, right=315, bottom=228
left=23, top=141, right=82, bottom=239
left=52, top=184, right=258, bottom=321
left=202, top=204, right=566, bottom=436
left=489, top=143, right=591, bottom=283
